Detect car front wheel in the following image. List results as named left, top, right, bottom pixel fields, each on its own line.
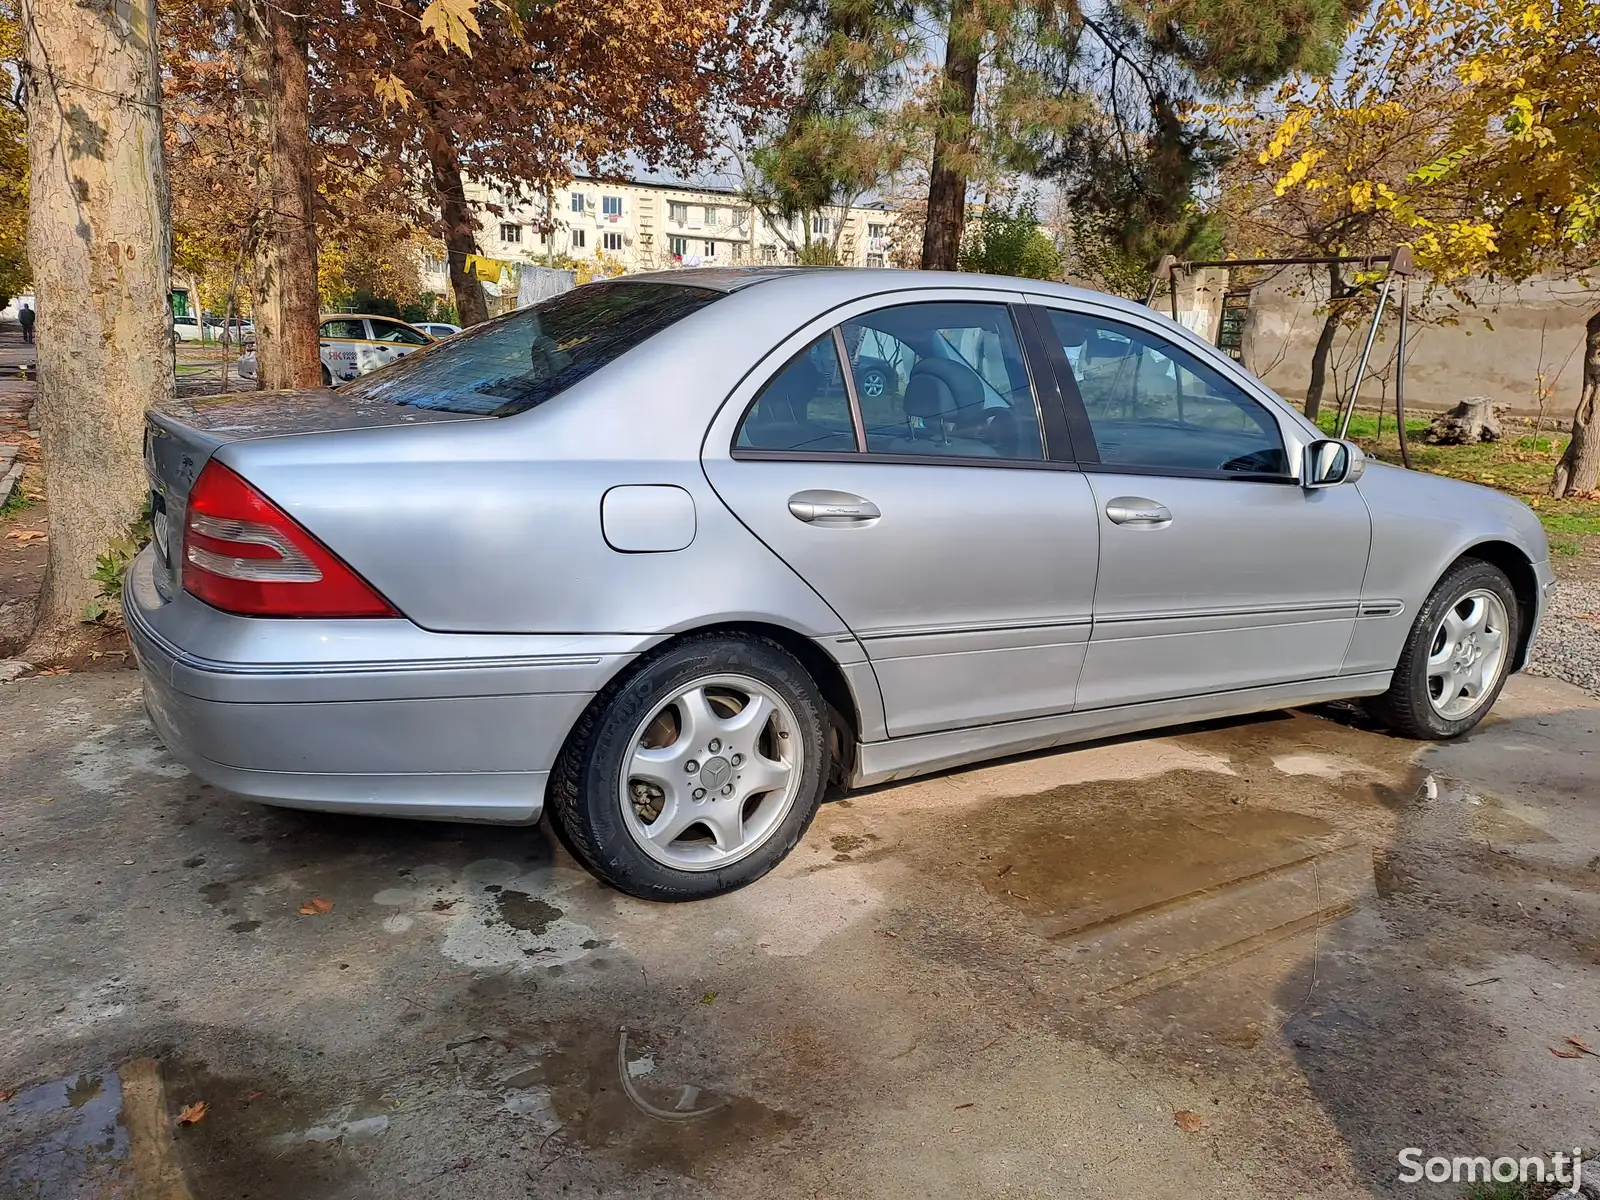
left=550, top=634, right=829, bottom=901
left=1366, top=558, right=1520, bottom=739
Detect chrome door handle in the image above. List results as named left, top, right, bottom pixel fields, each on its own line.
left=1104, top=496, right=1172, bottom=527
left=788, top=490, right=881, bottom=525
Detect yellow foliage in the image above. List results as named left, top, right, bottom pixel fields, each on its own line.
left=419, top=0, right=480, bottom=54
left=1272, top=148, right=1325, bottom=196
left=1221, top=0, right=1600, bottom=284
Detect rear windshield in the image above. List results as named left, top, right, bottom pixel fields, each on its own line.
left=344, top=281, right=723, bottom=416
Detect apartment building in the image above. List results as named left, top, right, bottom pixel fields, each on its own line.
left=418, top=174, right=898, bottom=294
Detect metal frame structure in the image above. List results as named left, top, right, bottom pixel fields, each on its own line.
left=1145, top=246, right=1418, bottom=467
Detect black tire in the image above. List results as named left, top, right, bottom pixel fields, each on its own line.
left=320, top=363, right=334, bottom=387
left=549, top=634, right=830, bottom=901
left=1364, top=558, right=1520, bottom=739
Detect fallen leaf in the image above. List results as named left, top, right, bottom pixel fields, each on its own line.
left=241, top=1090, right=265, bottom=1103
left=883, top=930, right=898, bottom=938
left=701, top=991, right=716, bottom=1004
left=6, top=529, right=45, bottom=543
left=949, top=1125, right=965, bottom=1133
left=176, top=1101, right=208, bottom=1125
left=1549, top=1045, right=1585, bottom=1059
left=0, top=1087, right=15, bottom=1103
left=1565, top=1037, right=1599, bottom=1057
left=1175, top=1110, right=1205, bottom=1133
left=36, top=666, right=69, bottom=676
left=297, top=897, right=334, bottom=916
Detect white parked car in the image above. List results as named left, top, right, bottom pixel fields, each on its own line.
left=172, top=314, right=209, bottom=343
left=414, top=321, right=461, bottom=339
left=236, top=314, right=436, bottom=386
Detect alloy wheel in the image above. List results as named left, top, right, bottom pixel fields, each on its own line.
left=619, top=674, right=803, bottom=872
left=1426, top=588, right=1509, bottom=720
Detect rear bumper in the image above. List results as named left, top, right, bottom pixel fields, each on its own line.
left=125, top=547, right=652, bottom=824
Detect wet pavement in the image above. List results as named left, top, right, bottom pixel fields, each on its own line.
left=1, top=670, right=1596, bottom=1198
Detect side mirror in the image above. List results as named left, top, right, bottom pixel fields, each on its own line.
left=1302, top=438, right=1365, bottom=488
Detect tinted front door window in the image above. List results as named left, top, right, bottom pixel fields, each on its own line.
left=1043, top=311, right=1287, bottom=475
left=368, top=319, right=431, bottom=345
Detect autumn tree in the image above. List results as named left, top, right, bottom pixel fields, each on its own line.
left=0, top=7, right=25, bottom=308
left=314, top=0, right=783, bottom=326
left=239, top=0, right=319, bottom=386
left=1255, top=0, right=1600, bottom=493
left=1216, top=7, right=1478, bottom=418
left=18, top=0, right=174, bottom=655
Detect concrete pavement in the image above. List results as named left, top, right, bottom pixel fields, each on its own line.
left=1, top=668, right=1596, bottom=1198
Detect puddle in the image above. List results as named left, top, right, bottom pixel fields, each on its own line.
left=509, top=1023, right=798, bottom=1175
left=0, top=1069, right=132, bottom=1199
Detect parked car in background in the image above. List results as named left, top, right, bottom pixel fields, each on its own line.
left=172, top=314, right=209, bottom=343
left=209, top=317, right=254, bottom=345
left=131, top=269, right=1553, bottom=902
left=236, top=314, right=435, bottom=386
left=414, top=321, right=461, bottom=340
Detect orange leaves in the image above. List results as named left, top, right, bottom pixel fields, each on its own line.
left=176, top=1100, right=208, bottom=1125
left=297, top=896, right=334, bottom=915
left=420, top=0, right=481, bottom=54
left=1174, top=1109, right=1205, bottom=1133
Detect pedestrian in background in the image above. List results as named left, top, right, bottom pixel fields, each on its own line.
left=17, top=303, right=35, bottom=344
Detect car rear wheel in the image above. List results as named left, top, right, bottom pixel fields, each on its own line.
left=859, top=367, right=889, bottom=398
left=321, top=364, right=333, bottom=387
left=549, top=634, right=829, bottom=900
left=1365, top=559, right=1519, bottom=739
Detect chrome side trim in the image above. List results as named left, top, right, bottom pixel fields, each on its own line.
left=125, top=598, right=604, bottom=677
left=850, top=671, right=1394, bottom=788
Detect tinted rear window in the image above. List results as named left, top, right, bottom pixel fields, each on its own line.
left=344, top=281, right=723, bottom=416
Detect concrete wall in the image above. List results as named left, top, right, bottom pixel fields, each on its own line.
left=1230, top=267, right=1597, bottom=419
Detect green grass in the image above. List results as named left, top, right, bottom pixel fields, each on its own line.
left=1317, top=409, right=1600, bottom=545
left=0, top=484, right=33, bottom=518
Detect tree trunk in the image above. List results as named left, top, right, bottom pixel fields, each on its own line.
left=240, top=0, right=320, bottom=390
left=425, top=131, right=489, bottom=327
left=1303, top=262, right=1348, bottom=422
left=920, top=0, right=980, bottom=272
left=21, top=0, right=173, bottom=658
left=1552, top=308, right=1600, bottom=497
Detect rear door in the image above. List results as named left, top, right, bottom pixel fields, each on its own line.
left=1027, top=298, right=1371, bottom=710
left=319, top=317, right=369, bottom=382
left=703, top=290, right=1100, bottom=738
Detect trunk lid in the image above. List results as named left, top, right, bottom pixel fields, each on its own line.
left=144, top=386, right=481, bottom=599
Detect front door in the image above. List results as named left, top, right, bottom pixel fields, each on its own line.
left=704, top=296, right=1100, bottom=738
left=1028, top=301, right=1372, bottom=710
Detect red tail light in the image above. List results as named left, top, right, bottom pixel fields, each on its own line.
left=182, top=460, right=398, bottom=618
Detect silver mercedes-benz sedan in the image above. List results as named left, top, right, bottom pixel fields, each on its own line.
left=128, top=268, right=1554, bottom=900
